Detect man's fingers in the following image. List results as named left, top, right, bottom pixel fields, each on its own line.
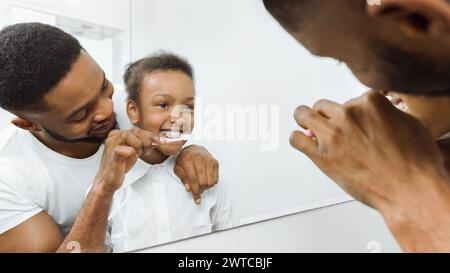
left=313, top=99, right=342, bottom=119
left=194, top=159, right=209, bottom=192
left=132, top=128, right=159, bottom=156
left=205, top=160, right=215, bottom=188
left=114, top=145, right=137, bottom=160
left=181, top=159, right=202, bottom=204
left=189, top=178, right=202, bottom=205
left=289, top=130, right=318, bottom=158
left=174, top=165, right=190, bottom=192
left=123, top=132, right=143, bottom=156
left=132, top=129, right=152, bottom=147
left=294, top=105, right=329, bottom=135
left=108, top=129, right=121, bottom=138
left=142, top=129, right=165, bottom=145
left=128, top=127, right=165, bottom=146
left=136, top=128, right=165, bottom=145
left=213, top=160, right=219, bottom=185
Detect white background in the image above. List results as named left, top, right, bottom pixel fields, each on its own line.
left=130, top=0, right=368, bottom=225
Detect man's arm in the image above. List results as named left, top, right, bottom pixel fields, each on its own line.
left=0, top=212, right=62, bottom=252
left=0, top=183, right=114, bottom=253
left=382, top=174, right=450, bottom=252
left=59, top=128, right=161, bottom=252
left=56, top=183, right=115, bottom=252
left=0, top=128, right=161, bottom=253
left=0, top=181, right=117, bottom=253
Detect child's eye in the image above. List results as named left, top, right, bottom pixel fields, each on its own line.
left=158, top=103, right=169, bottom=109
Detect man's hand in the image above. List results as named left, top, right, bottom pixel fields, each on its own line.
left=174, top=145, right=219, bottom=204
left=95, top=128, right=162, bottom=194
left=290, top=90, right=450, bottom=251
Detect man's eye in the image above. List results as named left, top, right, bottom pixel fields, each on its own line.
left=185, top=104, right=194, bottom=110
left=72, top=114, right=87, bottom=122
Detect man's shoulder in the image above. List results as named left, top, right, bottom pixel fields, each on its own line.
left=0, top=125, right=34, bottom=156
left=0, top=126, right=47, bottom=183
left=0, top=125, right=20, bottom=153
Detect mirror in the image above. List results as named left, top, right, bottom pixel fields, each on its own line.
left=0, top=0, right=367, bottom=252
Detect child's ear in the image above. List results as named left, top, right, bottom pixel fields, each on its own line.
left=126, top=100, right=140, bottom=125
left=11, top=117, right=41, bottom=132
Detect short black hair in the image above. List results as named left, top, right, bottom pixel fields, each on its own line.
left=263, top=0, right=312, bottom=33
left=124, top=51, right=194, bottom=103
left=0, top=22, right=82, bottom=112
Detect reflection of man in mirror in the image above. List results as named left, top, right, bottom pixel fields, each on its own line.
left=0, top=23, right=220, bottom=252
left=104, top=52, right=233, bottom=252
left=264, top=0, right=450, bottom=252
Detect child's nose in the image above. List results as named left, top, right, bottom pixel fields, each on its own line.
left=169, top=106, right=187, bottom=122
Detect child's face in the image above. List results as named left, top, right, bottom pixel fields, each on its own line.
left=127, top=70, right=195, bottom=156
left=386, top=91, right=450, bottom=138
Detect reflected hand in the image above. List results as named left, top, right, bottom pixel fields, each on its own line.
left=95, top=128, right=163, bottom=194
left=289, top=90, right=450, bottom=211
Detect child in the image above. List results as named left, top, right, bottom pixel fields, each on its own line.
left=106, top=52, right=233, bottom=252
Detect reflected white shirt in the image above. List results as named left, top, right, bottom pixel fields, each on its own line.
left=107, top=155, right=234, bottom=252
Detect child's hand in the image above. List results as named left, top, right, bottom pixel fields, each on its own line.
left=174, top=145, right=219, bottom=205
left=95, top=128, right=163, bottom=194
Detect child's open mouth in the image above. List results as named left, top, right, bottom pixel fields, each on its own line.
left=159, top=128, right=191, bottom=143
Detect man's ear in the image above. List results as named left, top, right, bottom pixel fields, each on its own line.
left=366, top=0, right=450, bottom=37
left=126, top=100, right=140, bottom=125
left=11, top=117, right=41, bottom=132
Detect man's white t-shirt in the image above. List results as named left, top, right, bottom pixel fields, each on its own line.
left=0, top=125, right=103, bottom=236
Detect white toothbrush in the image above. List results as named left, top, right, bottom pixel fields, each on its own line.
left=160, top=133, right=191, bottom=143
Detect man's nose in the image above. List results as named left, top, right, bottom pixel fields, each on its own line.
left=93, top=97, right=114, bottom=123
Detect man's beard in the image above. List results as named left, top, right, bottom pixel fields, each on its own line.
left=42, top=117, right=119, bottom=144
left=375, top=45, right=450, bottom=96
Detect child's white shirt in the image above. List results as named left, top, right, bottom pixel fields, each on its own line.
left=106, top=155, right=234, bottom=252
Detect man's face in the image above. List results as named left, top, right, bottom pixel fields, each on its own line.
left=27, top=50, right=116, bottom=143
left=264, top=0, right=450, bottom=95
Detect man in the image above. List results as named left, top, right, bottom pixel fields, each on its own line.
left=263, top=0, right=450, bottom=252
left=0, top=23, right=219, bottom=252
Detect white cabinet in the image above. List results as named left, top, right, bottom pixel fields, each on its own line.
left=11, top=0, right=129, bottom=29
left=1, top=0, right=131, bottom=83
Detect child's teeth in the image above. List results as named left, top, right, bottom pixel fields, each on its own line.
left=170, top=131, right=181, bottom=138
left=161, top=131, right=181, bottom=139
